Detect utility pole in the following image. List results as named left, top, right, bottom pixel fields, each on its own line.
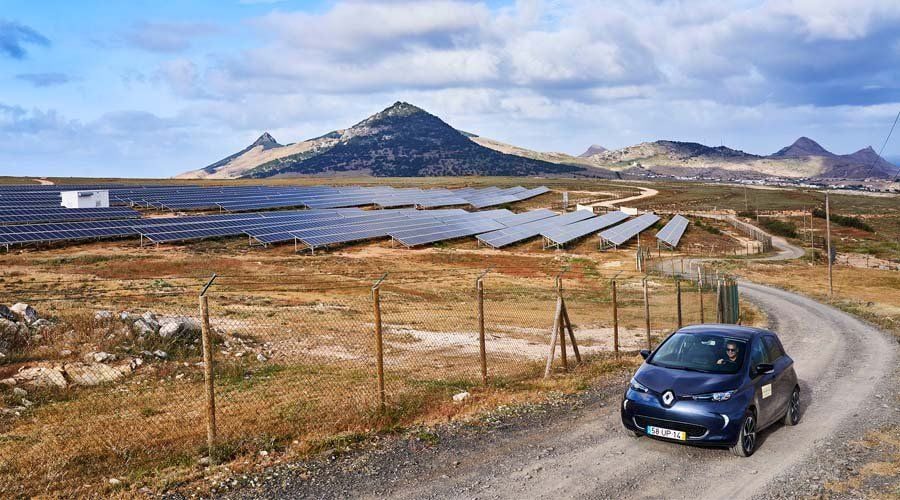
left=825, top=192, right=833, bottom=299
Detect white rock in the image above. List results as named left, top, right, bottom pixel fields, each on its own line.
left=256, top=353, right=268, bottom=362
left=59, top=349, right=73, bottom=357
left=14, top=366, right=68, bottom=389
left=118, top=311, right=133, bottom=322
left=452, top=391, right=471, bottom=402
left=108, top=478, right=122, bottom=486
left=12, top=387, right=27, bottom=397
left=94, top=310, right=113, bottom=321
left=88, top=351, right=114, bottom=363
left=132, top=319, right=155, bottom=336
left=0, top=378, right=15, bottom=387
left=10, top=303, right=37, bottom=323
left=153, top=350, right=168, bottom=359
left=64, top=363, right=132, bottom=386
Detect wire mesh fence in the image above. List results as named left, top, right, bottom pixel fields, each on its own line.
left=0, top=267, right=739, bottom=496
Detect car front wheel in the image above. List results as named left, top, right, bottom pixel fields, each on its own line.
left=730, top=409, right=757, bottom=457
left=783, top=387, right=800, bottom=426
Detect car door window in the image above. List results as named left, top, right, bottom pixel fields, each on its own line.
left=749, top=338, right=769, bottom=374
left=762, top=336, right=784, bottom=362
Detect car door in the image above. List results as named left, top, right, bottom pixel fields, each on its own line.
left=763, top=335, right=790, bottom=418
left=749, top=337, right=776, bottom=425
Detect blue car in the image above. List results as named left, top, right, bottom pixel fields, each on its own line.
left=621, top=324, right=800, bottom=457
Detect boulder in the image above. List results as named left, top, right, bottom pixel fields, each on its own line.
left=94, top=310, right=113, bottom=321
left=0, top=378, right=16, bottom=387
left=132, top=319, right=156, bottom=336
left=63, top=362, right=132, bottom=386
left=452, top=391, right=470, bottom=402
left=141, top=311, right=159, bottom=328
left=0, top=305, right=17, bottom=322
left=14, top=366, right=67, bottom=389
left=158, top=317, right=201, bottom=342
left=85, top=351, right=114, bottom=363
left=10, top=303, right=37, bottom=323
left=118, top=311, right=133, bottom=322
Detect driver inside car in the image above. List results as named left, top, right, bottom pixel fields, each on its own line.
left=717, top=341, right=740, bottom=366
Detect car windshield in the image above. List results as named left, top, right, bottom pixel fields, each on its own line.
left=649, top=333, right=747, bottom=374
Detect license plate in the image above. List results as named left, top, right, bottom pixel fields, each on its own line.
left=647, top=425, right=687, bottom=440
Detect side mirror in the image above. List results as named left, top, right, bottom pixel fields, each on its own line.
left=639, top=349, right=650, bottom=360
left=755, top=363, right=774, bottom=375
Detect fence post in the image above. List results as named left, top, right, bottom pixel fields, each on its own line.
left=556, top=276, right=568, bottom=371
left=611, top=279, right=619, bottom=358
left=675, top=277, right=683, bottom=329
left=716, top=278, right=723, bottom=323
left=199, top=274, right=217, bottom=463
left=642, top=277, right=652, bottom=350
left=476, top=269, right=490, bottom=386
left=372, top=273, right=387, bottom=411
left=698, top=266, right=705, bottom=323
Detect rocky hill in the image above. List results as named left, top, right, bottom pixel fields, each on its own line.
left=179, top=106, right=896, bottom=181
left=240, top=103, right=597, bottom=178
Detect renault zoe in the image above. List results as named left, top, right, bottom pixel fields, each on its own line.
left=621, top=325, right=800, bottom=457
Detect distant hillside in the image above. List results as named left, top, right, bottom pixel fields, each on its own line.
left=179, top=108, right=895, bottom=181
left=579, top=144, right=607, bottom=157
left=240, top=102, right=602, bottom=178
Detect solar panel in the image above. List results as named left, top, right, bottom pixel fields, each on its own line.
left=476, top=210, right=594, bottom=248
left=494, top=209, right=557, bottom=228
left=598, top=212, right=661, bottom=248
left=541, top=211, right=629, bottom=247
left=656, top=215, right=690, bottom=249
left=390, top=218, right=505, bottom=247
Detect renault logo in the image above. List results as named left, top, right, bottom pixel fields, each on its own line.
left=661, top=390, right=675, bottom=407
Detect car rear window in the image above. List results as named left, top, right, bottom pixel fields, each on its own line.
left=762, top=336, right=785, bottom=361
left=649, top=333, right=747, bottom=374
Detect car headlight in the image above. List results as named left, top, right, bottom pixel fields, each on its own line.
left=692, top=390, right=735, bottom=402
left=630, top=378, right=650, bottom=393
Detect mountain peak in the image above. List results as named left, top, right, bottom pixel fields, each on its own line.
left=579, top=144, right=608, bottom=157
left=251, top=132, right=281, bottom=149
left=772, top=136, right=834, bottom=158
left=379, top=101, right=426, bottom=118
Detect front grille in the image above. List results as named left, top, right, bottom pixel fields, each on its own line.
left=634, top=415, right=708, bottom=438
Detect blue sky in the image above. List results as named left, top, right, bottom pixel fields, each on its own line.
left=1, top=0, right=899, bottom=177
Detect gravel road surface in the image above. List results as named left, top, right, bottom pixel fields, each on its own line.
left=221, top=224, right=896, bottom=500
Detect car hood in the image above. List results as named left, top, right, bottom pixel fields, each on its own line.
left=635, top=363, right=741, bottom=395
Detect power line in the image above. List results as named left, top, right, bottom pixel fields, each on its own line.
left=878, top=110, right=900, bottom=182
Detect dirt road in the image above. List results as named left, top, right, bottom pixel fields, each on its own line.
left=226, top=226, right=896, bottom=499
left=230, top=286, right=896, bottom=499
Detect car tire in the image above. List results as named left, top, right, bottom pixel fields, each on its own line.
left=730, top=409, right=757, bottom=457
left=782, top=386, right=800, bottom=426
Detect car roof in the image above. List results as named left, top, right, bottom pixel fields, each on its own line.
left=675, top=324, right=773, bottom=341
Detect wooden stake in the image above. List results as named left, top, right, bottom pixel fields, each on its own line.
left=675, top=278, right=683, bottom=329
left=372, top=279, right=386, bottom=411
left=543, top=295, right=563, bottom=377
left=561, top=303, right=581, bottom=364
left=611, top=280, right=619, bottom=358
left=199, top=280, right=217, bottom=463
left=476, top=277, right=487, bottom=386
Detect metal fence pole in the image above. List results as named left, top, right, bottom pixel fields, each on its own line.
left=642, top=277, right=652, bottom=350
left=716, top=278, right=723, bottom=323
left=199, top=274, right=217, bottom=462
left=698, top=266, right=705, bottom=324
left=372, top=274, right=387, bottom=411
left=675, top=277, right=683, bottom=329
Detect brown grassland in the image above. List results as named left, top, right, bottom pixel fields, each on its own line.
left=0, top=177, right=896, bottom=497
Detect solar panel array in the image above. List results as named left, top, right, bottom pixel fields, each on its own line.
left=541, top=211, right=630, bottom=248
left=598, top=212, right=661, bottom=247
left=476, top=210, right=595, bottom=248
left=0, top=184, right=551, bottom=213
left=656, top=215, right=690, bottom=249
left=0, top=182, right=559, bottom=250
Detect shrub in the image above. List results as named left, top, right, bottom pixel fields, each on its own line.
left=761, top=219, right=798, bottom=238
left=811, top=207, right=873, bottom=232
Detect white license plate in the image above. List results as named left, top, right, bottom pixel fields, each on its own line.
left=647, top=425, right=687, bottom=441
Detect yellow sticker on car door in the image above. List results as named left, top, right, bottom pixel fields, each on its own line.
left=762, top=384, right=772, bottom=399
